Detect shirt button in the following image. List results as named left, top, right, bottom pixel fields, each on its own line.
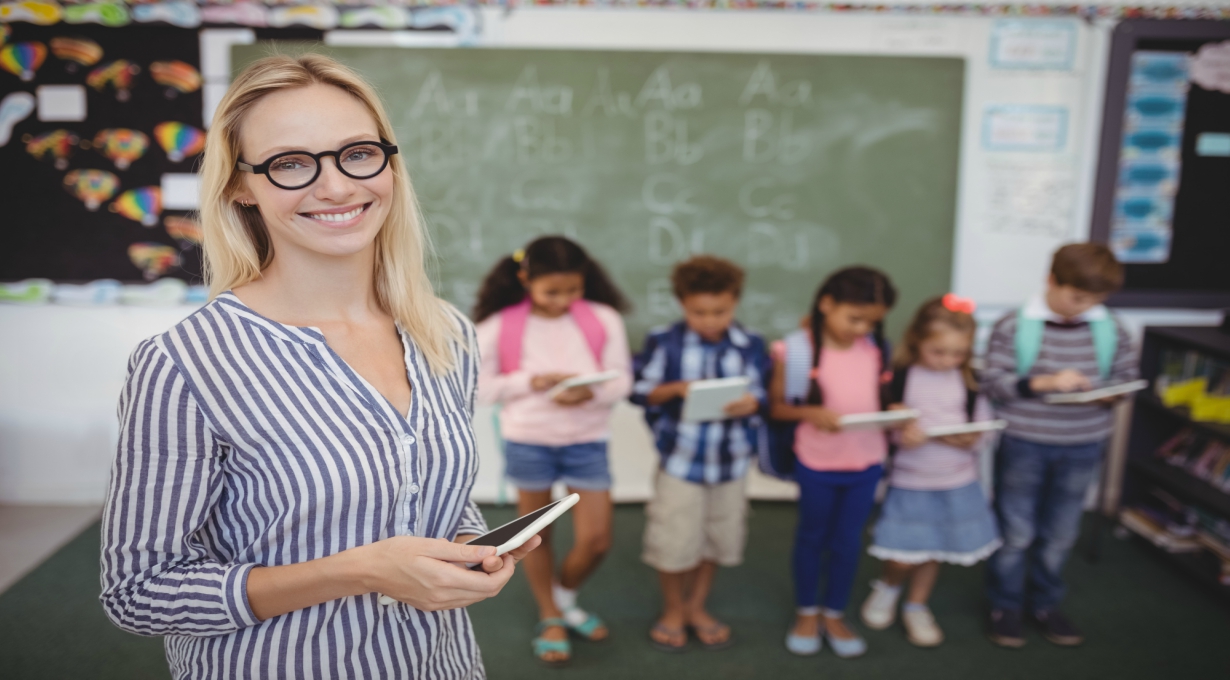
left=400, top=434, right=416, bottom=447
left=409, top=483, right=420, bottom=494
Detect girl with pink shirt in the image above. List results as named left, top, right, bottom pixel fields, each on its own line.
left=770, top=267, right=897, bottom=660
left=860, top=295, right=1000, bottom=647
left=473, top=236, right=632, bottom=667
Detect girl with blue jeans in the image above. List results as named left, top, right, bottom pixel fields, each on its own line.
left=769, top=267, right=898, bottom=659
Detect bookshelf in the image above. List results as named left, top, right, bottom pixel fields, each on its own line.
left=1121, top=324, right=1230, bottom=603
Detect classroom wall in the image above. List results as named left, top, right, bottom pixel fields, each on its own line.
left=0, top=9, right=1223, bottom=505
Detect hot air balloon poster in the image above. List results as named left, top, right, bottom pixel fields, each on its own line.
left=150, top=60, right=201, bottom=98
left=64, top=169, right=119, bottom=210
left=110, top=186, right=161, bottom=227
left=49, top=36, right=103, bottom=73
left=91, top=128, right=149, bottom=170
left=128, top=241, right=179, bottom=280
left=163, top=215, right=201, bottom=245
left=23, top=129, right=78, bottom=169
left=1, top=41, right=47, bottom=82
left=153, top=122, right=205, bottom=163
left=86, top=59, right=139, bottom=102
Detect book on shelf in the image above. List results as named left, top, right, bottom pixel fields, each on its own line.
left=1120, top=507, right=1203, bottom=553
left=1154, top=427, right=1230, bottom=493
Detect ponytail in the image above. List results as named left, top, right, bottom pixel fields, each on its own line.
left=804, top=266, right=897, bottom=405
left=471, top=235, right=631, bottom=323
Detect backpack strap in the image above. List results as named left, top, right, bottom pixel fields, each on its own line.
left=497, top=299, right=532, bottom=374
left=568, top=299, right=607, bottom=367
left=888, top=366, right=910, bottom=406
left=965, top=385, right=978, bottom=422
left=782, top=329, right=812, bottom=405
left=1089, top=317, right=1117, bottom=380
left=1014, top=311, right=1044, bottom=377
left=497, top=299, right=607, bottom=374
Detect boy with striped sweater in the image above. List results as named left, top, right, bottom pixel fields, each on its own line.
left=982, top=243, right=1138, bottom=648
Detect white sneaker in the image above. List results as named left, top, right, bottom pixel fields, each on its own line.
left=860, top=581, right=900, bottom=630
left=902, top=606, right=944, bottom=647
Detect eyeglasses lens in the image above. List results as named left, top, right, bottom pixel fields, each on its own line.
left=339, top=144, right=386, bottom=178
left=268, top=153, right=318, bottom=189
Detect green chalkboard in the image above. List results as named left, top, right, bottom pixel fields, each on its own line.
left=232, top=44, right=964, bottom=343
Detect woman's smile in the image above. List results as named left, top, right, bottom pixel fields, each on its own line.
left=298, top=201, right=372, bottom=227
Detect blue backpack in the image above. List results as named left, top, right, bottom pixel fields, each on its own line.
left=758, top=330, right=890, bottom=481
left=1014, top=312, right=1118, bottom=379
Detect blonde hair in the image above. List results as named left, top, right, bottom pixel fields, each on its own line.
left=895, top=296, right=978, bottom=391
left=199, top=53, right=459, bottom=373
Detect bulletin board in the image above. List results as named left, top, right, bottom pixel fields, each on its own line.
left=1090, top=19, right=1230, bottom=308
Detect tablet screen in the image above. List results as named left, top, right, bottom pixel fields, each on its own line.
left=465, top=497, right=568, bottom=548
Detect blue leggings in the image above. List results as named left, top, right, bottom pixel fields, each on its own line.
left=792, top=464, right=883, bottom=612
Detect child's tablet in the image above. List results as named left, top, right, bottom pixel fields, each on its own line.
left=545, top=370, right=622, bottom=399
left=1042, top=379, right=1149, bottom=405
left=377, top=493, right=579, bottom=606
left=925, top=419, right=1009, bottom=438
left=838, top=409, right=920, bottom=430
left=681, top=376, right=752, bottom=422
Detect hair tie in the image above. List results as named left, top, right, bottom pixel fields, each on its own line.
left=512, top=249, right=525, bottom=263
left=942, top=293, right=976, bottom=314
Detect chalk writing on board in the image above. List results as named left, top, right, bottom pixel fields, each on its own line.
left=983, top=161, right=1075, bottom=238
left=748, top=222, right=809, bottom=270
left=643, top=174, right=698, bottom=216
left=739, top=61, right=811, bottom=107
left=647, top=278, right=679, bottom=318
left=738, top=177, right=796, bottom=220
left=513, top=116, right=573, bottom=163
left=506, top=66, right=573, bottom=115
left=409, top=71, right=478, bottom=118
left=645, top=111, right=704, bottom=165
left=649, top=216, right=704, bottom=264
left=744, top=109, right=808, bottom=164
left=583, top=69, right=637, bottom=117
left=512, top=176, right=580, bottom=212
left=430, top=213, right=485, bottom=261
left=635, top=67, right=702, bottom=111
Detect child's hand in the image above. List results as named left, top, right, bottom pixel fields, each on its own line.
left=723, top=393, right=760, bottom=418
left=553, top=385, right=594, bottom=406
left=937, top=432, right=981, bottom=449
left=900, top=422, right=928, bottom=449
left=885, top=403, right=916, bottom=430
left=531, top=373, right=574, bottom=392
left=1031, top=369, right=1091, bottom=394
left=804, top=407, right=843, bottom=433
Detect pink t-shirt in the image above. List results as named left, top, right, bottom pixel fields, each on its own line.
left=774, top=336, right=887, bottom=472
left=476, top=303, right=632, bottom=447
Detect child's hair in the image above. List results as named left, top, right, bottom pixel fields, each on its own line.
left=471, top=235, right=630, bottom=322
left=896, top=296, right=978, bottom=390
left=671, top=255, right=745, bottom=300
left=806, top=266, right=897, bottom=404
left=1051, top=243, right=1124, bottom=294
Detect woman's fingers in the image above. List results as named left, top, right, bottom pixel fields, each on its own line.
left=416, top=537, right=497, bottom=564
left=506, top=534, right=542, bottom=561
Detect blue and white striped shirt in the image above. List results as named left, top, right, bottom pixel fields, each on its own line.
left=100, top=292, right=490, bottom=680
left=631, top=321, right=769, bottom=485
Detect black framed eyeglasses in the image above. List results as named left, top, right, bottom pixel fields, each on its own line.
left=237, top=140, right=399, bottom=190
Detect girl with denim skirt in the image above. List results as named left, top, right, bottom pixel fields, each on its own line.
left=770, top=267, right=898, bottom=660
left=473, top=236, right=632, bottom=667
left=860, top=295, right=1001, bottom=647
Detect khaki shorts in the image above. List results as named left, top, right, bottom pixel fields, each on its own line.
left=642, top=470, right=749, bottom=573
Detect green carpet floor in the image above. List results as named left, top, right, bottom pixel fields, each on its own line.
left=1, top=503, right=1227, bottom=679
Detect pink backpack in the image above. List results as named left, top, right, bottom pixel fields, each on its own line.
left=497, top=298, right=606, bottom=373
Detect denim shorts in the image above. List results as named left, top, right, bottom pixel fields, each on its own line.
left=503, top=440, right=612, bottom=492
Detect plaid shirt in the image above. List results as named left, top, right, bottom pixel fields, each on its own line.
left=631, top=321, right=770, bottom=485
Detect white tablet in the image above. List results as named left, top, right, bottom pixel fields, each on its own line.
left=925, top=419, right=1009, bottom=438
left=681, top=376, right=752, bottom=423
left=838, top=409, right=920, bottom=430
left=377, top=493, right=579, bottom=606
left=1042, top=379, right=1149, bottom=405
left=545, top=370, right=622, bottom=399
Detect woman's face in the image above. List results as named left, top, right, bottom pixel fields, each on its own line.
left=234, top=83, right=394, bottom=261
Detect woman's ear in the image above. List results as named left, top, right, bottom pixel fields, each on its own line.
left=516, top=270, right=529, bottom=289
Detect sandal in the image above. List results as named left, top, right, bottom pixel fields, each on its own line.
left=689, top=621, right=734, bottom=651
left=532, top=618, right=571, bottom=668
left=563, top=607, right=609, bottom=642
left=649, top=622, right=688, bottom=653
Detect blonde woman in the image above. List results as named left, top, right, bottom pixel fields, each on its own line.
left=99, top=54, right=536, bottom=679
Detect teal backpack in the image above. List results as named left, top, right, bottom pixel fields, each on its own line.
left=1014, top=312, right=1118, bottom=379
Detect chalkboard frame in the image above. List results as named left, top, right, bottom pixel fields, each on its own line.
left=1090, top=19, right=1230, bottom=309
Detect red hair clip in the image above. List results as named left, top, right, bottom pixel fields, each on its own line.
left=942, top=293, right=976, bottom=315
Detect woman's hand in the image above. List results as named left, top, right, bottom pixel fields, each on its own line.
left=803, top=406, right=842, bottom=432
left=900, top=422, right=928, bottom=449
left=553, top=385, right=594, bottom=406
left=531, top=373, right=574, bottom=392
left=362, top=536, right=527, bottom=611
left=460, top=534, right=543, bottom=574
left=723, top=393, right=760, bottom=418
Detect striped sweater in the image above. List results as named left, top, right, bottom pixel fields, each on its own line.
left=981, top=307, right=1138, bottom=446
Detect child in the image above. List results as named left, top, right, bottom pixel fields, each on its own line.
left=982, top=243, right=1138, bottom=648
left=473, top=235, right=633, bottom=667
left=631, top=256, right=769, bottom=653
left=771, top=266, right=897, bottom=659
left=860, top=295, right=1001, bottom=647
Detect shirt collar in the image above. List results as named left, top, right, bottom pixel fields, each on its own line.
left=1022, top=292, right=1109, bottom=324
left=680, top=322, right=749, bottom=349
